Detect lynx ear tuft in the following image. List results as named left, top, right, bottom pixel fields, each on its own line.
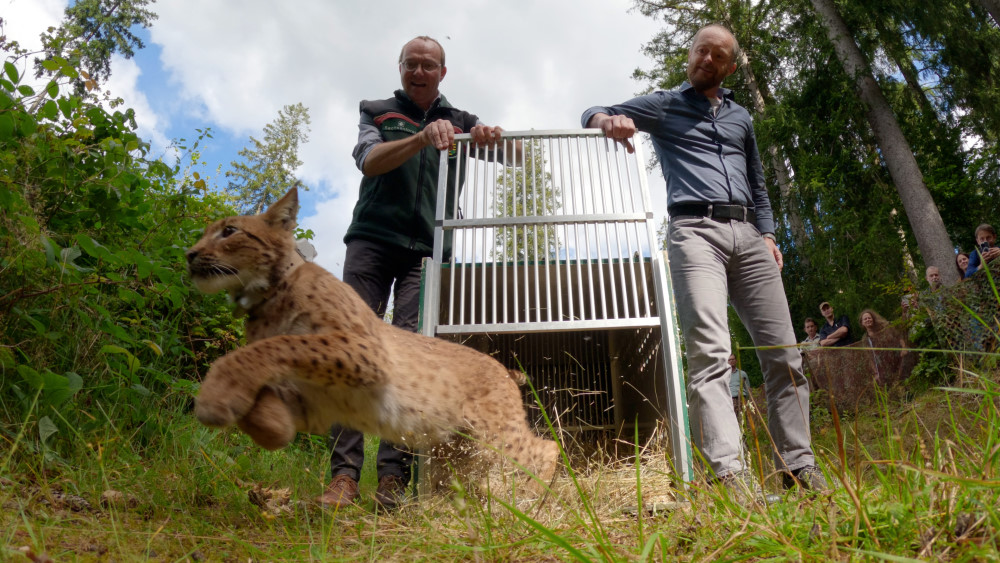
left=260, top=187, right=300, bottom=233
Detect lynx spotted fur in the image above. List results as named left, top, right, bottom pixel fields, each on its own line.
left=186, top=189, right=559, bottom=493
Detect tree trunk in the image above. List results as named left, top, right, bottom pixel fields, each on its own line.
left=889, top=208, right=920, bottom=286
left=973, top=0, right=1000, bottom=27
left=874, top=20, right=936, bottom=117
left=808, top=0, right=959, bottom=284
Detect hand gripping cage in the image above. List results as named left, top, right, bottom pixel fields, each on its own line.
left=419, top=129, right=692, bottom=482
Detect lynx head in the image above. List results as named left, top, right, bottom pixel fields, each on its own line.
left=186, top=189, right=301, bottom=306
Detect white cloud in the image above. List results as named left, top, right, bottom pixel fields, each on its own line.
left=1, top=0, right=63, bottom=50
left=1, top=0, right=64, bottom=86
left=299, top=195, right=354, bottom=277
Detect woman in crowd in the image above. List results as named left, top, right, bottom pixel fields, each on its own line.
left=956, top=252, right=969, bottom=280
left=859, top=309, right=907, bottom=385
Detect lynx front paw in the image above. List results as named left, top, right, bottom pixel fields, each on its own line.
left=236, top=387, right=297, bottom=450
left=194, top=357, right=257, bottom=428
left=194, top=395, right=247, bottom=428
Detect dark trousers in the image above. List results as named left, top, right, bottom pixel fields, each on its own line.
left=328, top=239, right=424, bottom=483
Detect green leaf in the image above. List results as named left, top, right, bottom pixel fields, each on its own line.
left=0, top=113, right=14, bottom=141
left=101, top=344, right=141, bottom=373
left=101, top=344, right=131, bottom=356
left=141, top=340, right=163, bottom=356
left=40, top=100, right=59, bottom=121
left=45, top=80, right=58, bottom=99
left=38, top=416, right=59, bottom=445
left=16, top=85, right=34, bottom=96
left=65, top=372, right=84, bottom=395
left=16, top=311, right=47, bottom=336
left=15, top=112, right=37, bottom=136
left=17, top=364, right=44, bottom=389
left=76, top=235, right=112, bottom=260
left=59, top=246, right=83, bottom=270
left=40, top=236, right=57, bottom=266
left=41, top=59, right=61, bottom=72
left=0, top=347, right=14, bottom=369
left=3, top=61, right=18, bottom=83
left=136, top=255, right=153, bottom=279
left=57, top=97, right=74, bottom=119
left=40, top=370, right=72, bottom=406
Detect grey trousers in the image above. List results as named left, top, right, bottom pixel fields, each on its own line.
left=667, top=216, right=814, bottom=478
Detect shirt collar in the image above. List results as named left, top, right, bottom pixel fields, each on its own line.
left=679, top=81, right=734, bottom=101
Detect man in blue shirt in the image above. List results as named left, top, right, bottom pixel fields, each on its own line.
left=582, top=24, right=827, bottom=499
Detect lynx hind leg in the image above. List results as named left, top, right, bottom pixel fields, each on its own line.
left=423, top=440, right=481, bottom=495
left=502, top=426, right=560, bottom=495
left=467, top=384, right=560, bottom=497
left=235, top=386, right=297, bottom=450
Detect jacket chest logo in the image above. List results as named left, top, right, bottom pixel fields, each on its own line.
left=381, top=119, right=420, bottom=135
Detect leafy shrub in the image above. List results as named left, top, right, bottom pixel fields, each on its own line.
left=0, top=53, right=240, bottom=460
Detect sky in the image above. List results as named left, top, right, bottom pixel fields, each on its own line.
left=2, top=0, right=669, bottom=277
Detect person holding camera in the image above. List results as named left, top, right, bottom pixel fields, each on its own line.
left=965, top=224, right=1000, bottom=278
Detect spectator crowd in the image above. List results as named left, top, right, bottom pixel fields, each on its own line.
left=795, top=223, right=998, bottom=400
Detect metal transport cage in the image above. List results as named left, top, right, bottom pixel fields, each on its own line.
left=419, top=129, right=692, bottom=482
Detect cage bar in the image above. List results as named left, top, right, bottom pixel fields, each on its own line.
left=421, top=129, right=691, bottom=482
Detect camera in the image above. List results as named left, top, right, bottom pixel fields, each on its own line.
left=981, top=241, right=992, bottom=254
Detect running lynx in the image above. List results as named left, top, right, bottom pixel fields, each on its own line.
left=186, top=189, right=559, bottom=493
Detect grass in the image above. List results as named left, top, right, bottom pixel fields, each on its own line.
left=3, top=368, right=1000, bottom=561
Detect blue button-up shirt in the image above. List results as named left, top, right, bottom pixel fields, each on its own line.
left=582, top=82, right=775, bottom=234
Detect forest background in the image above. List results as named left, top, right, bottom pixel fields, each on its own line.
left=2, top=0, right=1000, bottom=559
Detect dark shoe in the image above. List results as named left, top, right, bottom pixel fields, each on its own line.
left=317, top=474, right=359, bottom=508
left=374, top=474, right=408, bottom=511
left=716, top=469, right=780, bottom=506
left=783, top=465, right=831, bottom=492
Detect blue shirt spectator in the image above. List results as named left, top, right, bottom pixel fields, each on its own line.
left=966, top=224, right=1000, bottom=278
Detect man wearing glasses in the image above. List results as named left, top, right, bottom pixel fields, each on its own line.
left=318, top=36, right=506, bottom=511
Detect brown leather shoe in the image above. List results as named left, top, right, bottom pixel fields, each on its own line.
left=374, top=475, right=407, bottom=511
left=317, top=474, right=359, bottom=508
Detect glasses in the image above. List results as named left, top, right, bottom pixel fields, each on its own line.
left=401, top=60, right=441, bottom=73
